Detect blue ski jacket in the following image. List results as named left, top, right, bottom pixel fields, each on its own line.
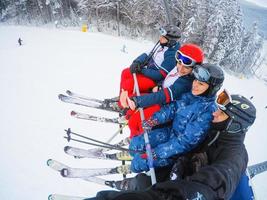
left=151, top=92, right=217, bottom=159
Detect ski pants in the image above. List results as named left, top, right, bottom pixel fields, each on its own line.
left=120, top=67, right=160, bottom=137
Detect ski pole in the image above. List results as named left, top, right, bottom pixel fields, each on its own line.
left=64, top=128, right=142, bottom=153
left=133, top=73, right=157, bottom=185
left=106, top=123, right=127, bottom=144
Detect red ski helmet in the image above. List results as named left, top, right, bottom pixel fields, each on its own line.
left=178, top=44, right=204, bottom=64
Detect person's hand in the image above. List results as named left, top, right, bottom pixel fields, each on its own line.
left=130, top=61, right=143, bottom=74
left=142, top=118, right=159, bottom=132
left=130, top=154, right=149, bottom=173
left=152, top=86, right=159, bottom=93
left=119, top=89, right=129, bottom=108
left=127, top=97, right=137, bottom=110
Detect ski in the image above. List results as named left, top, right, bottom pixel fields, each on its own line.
left=58, top=94, right=121, bottom=113
left=47, top=159, right=108, bottom=185
left=64, top=146, right=132, bottom=161
left=60, top=164, right=131, bottom=178
left=66, top=90, right=104, bottom=104
left=70, top=110, right=127, bottom=125
left=247, top=160, right=267, bottom=178
left=48, top=194, right=86, bottom=200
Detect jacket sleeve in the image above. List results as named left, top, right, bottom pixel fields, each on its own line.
left=154, top=109, right=213, bottom=159
left=151, top=102, right=178, bottom=124
left=133, top=53, right=149, bottom=64
left=134, top=76, right=193, bottom=108
left=141, top=68, right=168, bottom=82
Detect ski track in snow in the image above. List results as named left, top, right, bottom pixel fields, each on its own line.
left=0, top=25, right=266, bottom=199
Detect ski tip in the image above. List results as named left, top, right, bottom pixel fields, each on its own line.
left=48, top=194, right=54, bottom=200
left=64, top=146, right=71, bottom=153
left=47, top=159, right=53, bottom=166
left=70, top=111, right=77, bottom=116
left=60, top=168, right=69, bottom=177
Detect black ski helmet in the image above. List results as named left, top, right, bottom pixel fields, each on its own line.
left=193, top=63, right=224, bottom=97
left=224, top=95, right=256, bottom=133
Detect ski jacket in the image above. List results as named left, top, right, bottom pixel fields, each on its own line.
left=134, top=42, right=180, bottom=83
left=133, top=73, right=194, bottom=108
left=151, top=92, right=216, bottom=158
left=152, top=127, right=250, bottom=200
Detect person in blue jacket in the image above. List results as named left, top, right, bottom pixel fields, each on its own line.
left=129, top=63, right=225, bottom=172
left=123, top=44, right=205, bottom=138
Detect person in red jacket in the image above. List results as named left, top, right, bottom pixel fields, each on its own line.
left=119, top=25, right=182, bottom=107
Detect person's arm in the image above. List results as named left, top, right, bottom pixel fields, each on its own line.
left=154, top=109, right=213, bottom=159
left=132, top=75, right=193, bottom=108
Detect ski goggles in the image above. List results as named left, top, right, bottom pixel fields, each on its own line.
left=175, top=50, right=196, bottom=67
left=192, top=65, right=210, bottom=83
left=159, top=27, right=167, bottom=36
left=216, top=89, right=232, bottom=111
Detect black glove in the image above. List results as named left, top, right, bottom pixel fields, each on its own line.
left=130, top=61, right=143, bottom=74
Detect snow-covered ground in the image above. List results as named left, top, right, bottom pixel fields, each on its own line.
left=0, top=25, right=266, bottom=200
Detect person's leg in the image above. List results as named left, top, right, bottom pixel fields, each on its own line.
left=128, top=105, right=161, bottom=138
left=120, top=68, right=156, bottom=95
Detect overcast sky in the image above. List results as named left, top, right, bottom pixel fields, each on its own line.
left=245, top=0, right=267, bottom=8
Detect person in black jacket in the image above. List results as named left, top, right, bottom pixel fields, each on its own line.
left=85, top=90, right=256, bottom=200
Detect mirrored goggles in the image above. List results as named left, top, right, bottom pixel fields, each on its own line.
left=175, top=51, right=196, bottom=67
left=193, top=66, right=210, bottom=83
left=216, top=89, right=232, bottom=111
left=159, top=27, right=167, bottom=36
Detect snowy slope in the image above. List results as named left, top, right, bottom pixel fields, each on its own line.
left=0, top=25, right=267, bottom=200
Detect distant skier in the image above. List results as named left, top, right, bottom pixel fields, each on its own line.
left=18, top=38, right=23, bottom=46
left=121, top=44, right=127, bottom=53
left=85, top=91, right=257, bottom=200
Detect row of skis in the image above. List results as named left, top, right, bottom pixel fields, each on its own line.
left=48, top=90, right=267, bottom=200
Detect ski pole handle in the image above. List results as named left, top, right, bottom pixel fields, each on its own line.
left=133, top=73, right=157, bottom=185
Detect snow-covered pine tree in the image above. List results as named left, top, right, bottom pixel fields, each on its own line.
left=239, top=22, right=263, bottom=76
left=202, top=0, right=226, bottom=61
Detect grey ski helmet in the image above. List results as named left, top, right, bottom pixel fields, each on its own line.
left=193, top=63, right=224, bottom=97
left=159, top=25, right=181, bottom=47
left=164, top=25, right=181, bottom=40
left=224, top=95, right=256, bottom=133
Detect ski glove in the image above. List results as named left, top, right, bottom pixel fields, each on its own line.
left=131, top=153, right=173, bottom=173
left=130, top=61, right=143, bottom=74
left=142, top=118, right=159, bottom=132
left=131, top=153, right=149, bottom=172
